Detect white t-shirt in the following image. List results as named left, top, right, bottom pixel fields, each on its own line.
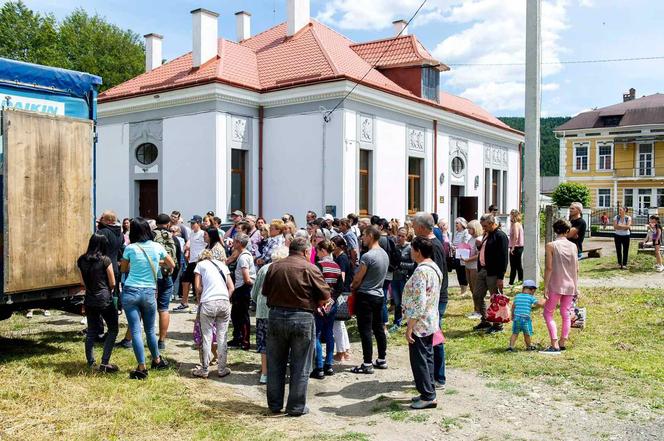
left=234, top=249, right=257, bottom=289
left=194, top=259, right=231, bottom=303
left=188, top=229, right=207, bottom=263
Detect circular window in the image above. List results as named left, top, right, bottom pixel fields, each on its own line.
left=451, top=156, right=465, bottom=176
left=135, top=143, right=158, bottom=165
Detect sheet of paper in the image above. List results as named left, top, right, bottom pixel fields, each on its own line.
left=455, top=248, right=470, bottom=260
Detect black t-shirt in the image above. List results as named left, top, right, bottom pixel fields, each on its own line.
left=334, top=251, right=354, bottom=292
left=429, top=236, right=449, bottom=303
left=77, top=255, right=113, bottom=308
left=570, top=217, right=587, bottom=253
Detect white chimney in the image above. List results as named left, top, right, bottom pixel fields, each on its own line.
left=191, top=8, right=219, bottom=68
left=235, top=11, right=251, bottom=41
left=144, top=33, right=163, bottom=72
left=287, top=0, right=310, bottom=37
left=392, top=19, right=408, bottom=36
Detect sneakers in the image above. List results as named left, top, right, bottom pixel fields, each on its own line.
left=218, top=367, right=231, bottom=378
left=172, top=303, right=189, bottom=312
left=656, top=264, right=664, bottom=273
left=98, top=363, right=119, bottom=373
left=158, top=340, right=166, bottom=350
left=485, top=326, right=503, bottom=335
left=388, top=324, right=402, bottom=334
left=539, top=346, right=561, bottom=355
left=259, top=374, right=268, bottom=384
left=410, top=399, right=437, bottom=410
left=527, top=345, right=538, bottom=351
left=25, top=310, right=33, bottom=319
left=191, top=367, right=209, bottom=379
left=473, top=321, right=492, bottom=330
left=435, top=381, right=446, bottom=390
left=43, top=310, right=51, bottom=317
left=506, top=347, right=516, bottom=352
left=373, top=359, right=388, bottom=369
left=323, top=364, right=335, bottom=376
left=115, top=339, right=132, bottom=349
left=129, top=369, right=148, bottom=380
left=80, top=317, right=87, bottom=325
left=189, top=306, right=197, bottom=314
left=309, top=368, right=325, bottom=380
left=151, top=357, right=169, bottom=370
left=467, top=312, right=482, bottom=320
left=227, top=340, right=242, bottom=349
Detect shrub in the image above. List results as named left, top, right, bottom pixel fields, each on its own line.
left=551, top=182, right=591, bottom=207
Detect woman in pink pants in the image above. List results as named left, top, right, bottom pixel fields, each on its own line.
left=541, top=219, right=579, bottom=355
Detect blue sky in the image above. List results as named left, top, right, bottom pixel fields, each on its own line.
left=20, top=0, right=664, bottom=117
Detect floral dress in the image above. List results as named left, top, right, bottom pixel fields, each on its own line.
left=402, top=262, right=443, bottom=337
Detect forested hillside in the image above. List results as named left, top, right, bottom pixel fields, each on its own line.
left=498, top=117, right=571, bottom=176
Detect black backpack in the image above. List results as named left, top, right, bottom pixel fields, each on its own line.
left=385, top=236, right=401, bottom=272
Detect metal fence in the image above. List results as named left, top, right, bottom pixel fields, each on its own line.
left=589, top=207, right=651, bottom=235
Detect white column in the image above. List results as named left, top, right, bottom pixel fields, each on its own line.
left=523, top=0, right=541, bottom=282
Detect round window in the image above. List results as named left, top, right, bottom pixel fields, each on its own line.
left=135, top=143, right=158, bottom=165
left=451, top=156, right=465, bottom=176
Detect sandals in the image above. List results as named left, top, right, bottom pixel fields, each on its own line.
left=350, top=364, right=374, bottom=374
left=373, top=359, right=388, bottom=369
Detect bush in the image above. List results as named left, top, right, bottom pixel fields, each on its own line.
left=551, top=182, right=591, bottom=207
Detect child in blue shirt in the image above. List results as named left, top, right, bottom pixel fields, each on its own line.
left=507, top=280, right=545, bottom=352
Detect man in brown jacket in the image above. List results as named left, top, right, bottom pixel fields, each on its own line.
left=262, top=236, right=331, bottom=416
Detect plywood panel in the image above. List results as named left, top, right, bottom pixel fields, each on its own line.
left=3, top=109, right=93, bottom=293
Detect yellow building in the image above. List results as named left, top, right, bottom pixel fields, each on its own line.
left=555, top=90, right=664, bottom=215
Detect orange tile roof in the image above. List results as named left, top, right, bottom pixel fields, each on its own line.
left=99, top=20, right=519, bottom=136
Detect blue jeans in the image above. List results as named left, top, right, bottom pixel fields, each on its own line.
left=315, top=305, right=337, bottom=368
left=267, top=308, right=315, bottom=415
left=390, top=279, right=406, bottom=326
left=381, top=280, right=391, bottom=324
left=433, top=299, right=447, bottom=384
left=123, top=285, right=160, bottom=365
left=157, top=276, right=174, bottom=312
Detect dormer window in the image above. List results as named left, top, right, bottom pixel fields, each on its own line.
left=422, top=66, right=440, bottom=102
left=600, top=115, right=622, bottom=127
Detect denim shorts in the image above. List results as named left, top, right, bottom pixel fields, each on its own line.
left=512, top=316, right=533, bottom=336
left=157, top=277, right=174, bottom=312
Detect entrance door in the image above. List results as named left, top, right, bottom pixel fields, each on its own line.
left=450, top=185, right=462, bottom=221
left=138, top=180, right=158, bottom=219
left=459, top=196, right=479, bottom=222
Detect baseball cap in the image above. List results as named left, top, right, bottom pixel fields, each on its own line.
left=523, top=279, right=537, bottom=289
left=189, top=215, right=203, bottom=224
left=232, top=210, right=244, bottom=217
left=323, top=213, right=334, bottom=221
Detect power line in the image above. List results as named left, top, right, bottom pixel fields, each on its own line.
left=323, top=0, right=428, bottom=122
left=447, top=55, right=664, bottom=67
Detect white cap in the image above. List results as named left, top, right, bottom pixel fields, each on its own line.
left=323, top=214, right=334, bottom=221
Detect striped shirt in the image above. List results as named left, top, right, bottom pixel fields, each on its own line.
left=317, top=258, right=343, bottom=296
left=512, top=293, right=538, bottom=318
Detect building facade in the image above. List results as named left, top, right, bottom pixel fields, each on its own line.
left=555, top=90, right=664, bottom=214
left=96, top=2, right=523, bottom=225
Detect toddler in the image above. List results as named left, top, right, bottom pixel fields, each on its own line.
left=507, top=280, right=545, bottom=351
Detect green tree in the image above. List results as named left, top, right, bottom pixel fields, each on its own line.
left=0, top=2, right=144, bottom=91
left=551, top=182, right=591, bottom=207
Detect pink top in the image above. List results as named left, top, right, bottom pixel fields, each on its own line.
left=509, top=222, right=524, bottom=248
left=547, top=237, right=579, bottom=296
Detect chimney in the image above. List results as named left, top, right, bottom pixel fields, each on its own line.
left=144, top=33, right=163, bottom=72
left=191, top=8, right=219, bottom=68
left=623, top=87, right=636, bottom=102
left=235, top=11, right=251, bottom=41
left=392, top=19, right=408, bottom=36
left=287, top=0, right=310, bottom=37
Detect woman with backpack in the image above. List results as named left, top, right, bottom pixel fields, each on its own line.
left=77, top=233, right=119, bottom=372
left=120, top=217, right=175, bottom=379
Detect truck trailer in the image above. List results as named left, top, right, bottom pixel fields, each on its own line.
left=0, top=57, right=101, bottom=320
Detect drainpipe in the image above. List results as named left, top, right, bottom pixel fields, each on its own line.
left=433, top=119, right=438, bottom=212
left=258, top=106, right=264, bottom=217
left=519, top=141, right=524, bottom=212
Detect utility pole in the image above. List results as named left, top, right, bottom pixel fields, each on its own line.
left=523, top=0, right=541, bottom=282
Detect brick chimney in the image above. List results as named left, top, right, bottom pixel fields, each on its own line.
left=392, top=19, right=408, bottom=36
left=287, top=0, right=310, bottom=37
left=144, top=33, right=163, bottom=72
left=623, top=87, right=636, bottom=102
left=191, top=8, right=219, bottom=68
left=235, top=11, right=251, bottom=41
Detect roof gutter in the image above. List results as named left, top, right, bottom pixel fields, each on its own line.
left=258, top=106, right=264, bottom=217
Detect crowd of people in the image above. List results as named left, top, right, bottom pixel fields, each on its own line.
left=75, top=204, right=595, bottom=413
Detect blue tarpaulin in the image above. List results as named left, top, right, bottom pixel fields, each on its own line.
left=0, top=57, right=102, bottom=99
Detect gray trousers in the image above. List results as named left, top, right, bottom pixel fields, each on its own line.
left=198, top=299, right=231, bottom=372
left=473, top=269, right=498, bottom=321
left=267, top=308, right=315, bottom=415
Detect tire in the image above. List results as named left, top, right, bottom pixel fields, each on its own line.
left=0, top=308, right=13, bottom=321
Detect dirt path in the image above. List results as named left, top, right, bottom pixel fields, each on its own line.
left=163, top=310, right=661, bottom=441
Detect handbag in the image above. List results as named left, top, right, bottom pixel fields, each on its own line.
left=486, top=291, right=512, bottom=323
left=335, top=292, right=352, bottom=321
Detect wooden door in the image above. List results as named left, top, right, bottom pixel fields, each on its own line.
left=459, top=196, right=479, bottom=222
left=139, top=180, right=158, bottom=219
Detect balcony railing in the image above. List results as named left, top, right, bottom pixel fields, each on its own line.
left=612, top=167, right=664, bottom=178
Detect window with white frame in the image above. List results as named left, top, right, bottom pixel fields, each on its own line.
left=638, top=143, right=653, bottom=176
left=657, top=189, right=664, bottom=208
left=623, top=189, right=634, bottom=209
left=597, top=142, right=613, bottom=171
left=573, top=142, right=589, bottom=171
left=597, top=189, right=611, bottom=208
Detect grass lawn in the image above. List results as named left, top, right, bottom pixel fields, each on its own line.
left=440, top=287, right=664, bottom=410
left=579, top=242, right=658, bottom=278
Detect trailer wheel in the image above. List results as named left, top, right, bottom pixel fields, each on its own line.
left=0, top=309, right=13, bottom=321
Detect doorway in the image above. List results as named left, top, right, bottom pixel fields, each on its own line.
left=459, top=196, right=479, bottom=222
left=138, top=180, right=158, bottom=219
left=450, top=185, right=463, bottom=221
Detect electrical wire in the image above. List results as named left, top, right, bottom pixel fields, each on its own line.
left=323, top=0, right=429, bottom=122
left=447, top=55, right=664, bottom=67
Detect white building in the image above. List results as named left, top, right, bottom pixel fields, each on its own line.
left=97, top=1, right=524, bottom=225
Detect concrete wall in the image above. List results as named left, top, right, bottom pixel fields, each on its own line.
left=96, top=123, right=130, bottom=218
